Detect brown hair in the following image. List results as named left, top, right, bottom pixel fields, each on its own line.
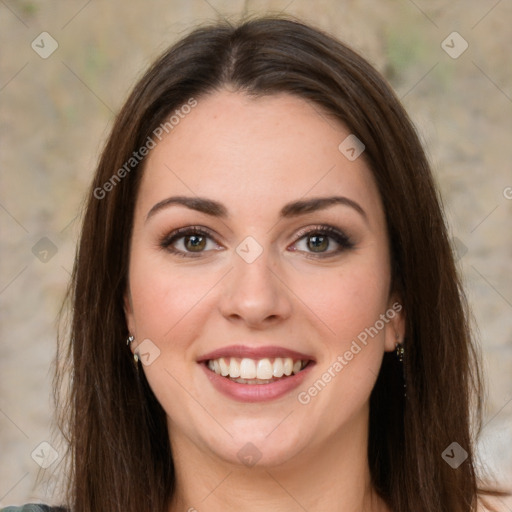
left=55, top=15, right=507, bottom=512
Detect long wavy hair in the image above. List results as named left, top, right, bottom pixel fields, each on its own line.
left=55, top=15, right=507, bottom=512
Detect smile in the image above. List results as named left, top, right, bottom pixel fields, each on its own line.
left=207, top=357, right=310, bottom=384
left=198, top=345, right=315, bottom=402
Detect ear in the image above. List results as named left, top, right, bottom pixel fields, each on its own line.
left=384, top=295, right=405, bottom=352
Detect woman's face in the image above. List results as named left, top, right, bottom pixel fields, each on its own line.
left=125, top=90, right=404, bottom=468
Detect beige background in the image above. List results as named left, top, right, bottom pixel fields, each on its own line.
left=1, top=0, right=511, bottom=507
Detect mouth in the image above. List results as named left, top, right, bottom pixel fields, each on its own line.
left=197, top=345, right=315, bottom=401
left=205, top=356, right=312, bottom=384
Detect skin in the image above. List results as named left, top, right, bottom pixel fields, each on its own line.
left=125, top=89, right=404, bottom=512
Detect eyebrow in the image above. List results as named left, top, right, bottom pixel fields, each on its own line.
left=145, top=195, right=368, bottom=223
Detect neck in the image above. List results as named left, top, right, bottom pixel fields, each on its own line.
left=167, top=406, right=388, bottom=512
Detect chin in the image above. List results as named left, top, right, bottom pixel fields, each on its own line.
left=206, top=416, right=310, bottom=468
left=214, top=436, right=306, bottom=469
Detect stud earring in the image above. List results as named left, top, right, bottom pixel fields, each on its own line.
left=395, top=341, right=404, bottom=362
left=395, top=335, right=406, bottom=398
left=127, top=335, right=139, bottom=366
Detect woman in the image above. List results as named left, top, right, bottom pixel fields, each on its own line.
left=3, top=15, right=507, bottom=512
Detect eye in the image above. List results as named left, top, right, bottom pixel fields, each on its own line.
left=160, top=226, right=221, bottom=258
left=291, top=225, right=354, bottom=257
left=160, top=224, right=354, bottom=259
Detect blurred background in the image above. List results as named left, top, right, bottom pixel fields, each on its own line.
left=1, top=0, right=511, bottom=507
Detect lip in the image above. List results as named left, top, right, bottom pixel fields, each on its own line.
left=200, top=360, right=315, bottom=403
left=197, top=344, right=316, bottom=363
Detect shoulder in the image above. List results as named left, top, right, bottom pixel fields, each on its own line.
left=1, top=505, right=68, bottom=512
left=477, top=495, right=512, bottom=512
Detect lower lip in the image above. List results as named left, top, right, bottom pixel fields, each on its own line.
left=200, top=362, right=315, bottom=403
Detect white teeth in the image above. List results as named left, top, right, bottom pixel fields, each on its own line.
left=273, top=358, right=284, bottom=377
left=240, top=358, right=257, bottom=379
left=232, top=377, right=274, bottom=385
left=283, top=358, right=293, bottom=376
left=206, top=356, right=308, bottom=381
left=219, top=357, right=229, bottom=377
left=256, top=358, right=273, bottom=380
left=229, top=358, right=240, bottom=378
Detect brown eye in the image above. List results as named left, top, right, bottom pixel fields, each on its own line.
left=160, top=226, right=221, bottom=258
left=307, top=234, right=330, bottom=252
left=184, top=234, right=207, bottom=252
left=292, top=225, right=355, bottom=258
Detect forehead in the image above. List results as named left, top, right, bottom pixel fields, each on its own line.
left=137, top=90, right=383, bottom=224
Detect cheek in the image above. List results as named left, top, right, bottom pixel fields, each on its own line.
left=128, top=250, right=221, bottom=341
left=292, top=263, right=390, bottom=419
left=293, top=255, right=390, bottom=345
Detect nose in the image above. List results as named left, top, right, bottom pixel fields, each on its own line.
left=218, top=246, right=293, bottom=329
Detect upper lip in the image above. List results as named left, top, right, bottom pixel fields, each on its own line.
left=197, top=345, right=315, bottom=363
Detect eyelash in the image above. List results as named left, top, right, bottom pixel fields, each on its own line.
left=159, top=224, right=354, bottom=259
